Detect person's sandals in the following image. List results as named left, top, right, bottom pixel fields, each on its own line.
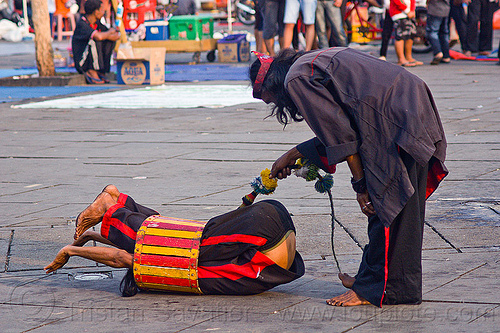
left=431, top=55, right=443, bottom=65
left=400, top=62, right=416, bottom=67
left=441, top=58, right=451, bottom=64
left=84, top=72, right=105, bottom=84
left=408, top=60, right=423, bottom=66
left=97, top=72, right=110, bottom=83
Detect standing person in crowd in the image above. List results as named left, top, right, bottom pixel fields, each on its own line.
left=72, top=0, right=120, bottom=84
left=389, top=0, right=423, bottom=66
left=249, top=48, right=447, bottom=307
left=283, top=0, right=318, bottom=51
left=463, top=0, right=499, bottom=57
left=449, top=0, right=467, bottom=51
left=315, top=0, right=347, bottom=48
left=254, top=0, right=267, bottom=53
left=262, top=0, right=286, bottom=56
left=426, top=0, right=451, bottom=64
left=379, top=0, right=393, bottom=60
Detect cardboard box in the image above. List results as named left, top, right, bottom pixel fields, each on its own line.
left=168, top=15, right=213, bottom=40
left=116, top=47, right=165, bottom=85
left=217, top=34, right=250, bottom=63
left=144, top=20, right=169, bottom=40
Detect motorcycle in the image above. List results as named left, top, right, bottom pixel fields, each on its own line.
left=234, top=0, right=255, bottom=26
left=215, top=0, right=255, bottom=26
left=0, top=0, right=21, bottom=25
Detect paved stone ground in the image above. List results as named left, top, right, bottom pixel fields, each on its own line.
left=0, top=34, right=499, bottom=332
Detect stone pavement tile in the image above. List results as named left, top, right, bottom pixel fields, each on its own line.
left=7, top=227, right=101, bottom=272
left=446, top=131, right=500, bottom=144
left=348, top=303, right=498, bottom=333
left=441, top=161, right=499, bottom=181
left=0, top=230, right=11, bottom=270
left=0, top=215, right=69, bottom=229
left=431, top=180, right=499, bottom=199
left=445, top=143, right=500, bottom=162
left=421, top=252, right=499, bottom=301
left=446, top=143, right=500, bottom=162
left=292, top=214, right=363, bottom=257
left=424, top=252, right=500, bottom=305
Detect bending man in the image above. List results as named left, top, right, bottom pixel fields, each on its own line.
left=249, top=48, right=448, bottom=307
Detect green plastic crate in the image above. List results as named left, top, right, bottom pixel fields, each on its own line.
left=168, top=15, right=214, bottom=40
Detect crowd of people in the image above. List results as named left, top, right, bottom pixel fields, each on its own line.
left=253, top=0, right=500, bottom=66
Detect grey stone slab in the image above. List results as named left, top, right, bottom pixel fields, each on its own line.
left=0, top=231, right=11, bottom=271
left=422, top=252, right=500, bottom=304
left=350, top=303, right=499, bottom=333
left=8, top=227, right=100, bottom=272
left=293, top=214, right=364, bottom=254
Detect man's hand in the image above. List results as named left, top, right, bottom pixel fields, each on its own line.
left=107, top=28, right=121, bottom=41
left=94, top=29, right=121, bottom=42
left=44, top=246, right=70, bottom=274
left=407, top=10, right=416, bottom=19
left=357, top=191, right=375, bottom=216
left=270, top=147, right=304, bottom=179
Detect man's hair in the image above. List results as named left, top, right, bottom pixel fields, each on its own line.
left=249, top=48, right=304, bottom=126
left=84, top=0, right=103, bottom=15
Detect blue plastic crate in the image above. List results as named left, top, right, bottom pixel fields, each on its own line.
left=144, top=20, right=169, bottom=41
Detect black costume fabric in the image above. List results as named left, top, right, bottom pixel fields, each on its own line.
left=100, top=195, right=304, bottom=295
left=353, top=149, right=428, bottom=306
left=72, top=16, right=115, bottom=74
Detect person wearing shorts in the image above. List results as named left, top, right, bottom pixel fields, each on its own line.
left=254, top=0, right=266, bottom=53
left=283, top=0, right=318, bottom=51
left=262, top=0, right=286, bottom=56
left=389, top=0, right=423, bottom=66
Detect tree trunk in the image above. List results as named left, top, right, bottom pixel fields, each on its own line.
left=31, top=0, right=55, bottom=77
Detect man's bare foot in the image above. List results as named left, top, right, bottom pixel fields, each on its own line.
left=44, top=246, right=70, bottom=273
left=338, top=273, right=355, bottom=289
left=102, top=184, right=120, bottom=201
left=74, top=192, right=116, bottom=239
left=326, top=290, right=370, bottom=307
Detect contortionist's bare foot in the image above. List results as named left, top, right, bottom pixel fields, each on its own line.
left=74, top=192, right=116, bottom=239
left=102, top=184, right=120, bottom=201
left=326, top=290, right=370, bottom=307
left=338, top=273, right=355, bottom=289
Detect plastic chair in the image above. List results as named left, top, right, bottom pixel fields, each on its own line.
left=52, top=0, right=76, bottom=41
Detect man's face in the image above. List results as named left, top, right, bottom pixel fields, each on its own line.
left=95, top=2, right=106, bottom=20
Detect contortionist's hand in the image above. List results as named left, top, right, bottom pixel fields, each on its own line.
left=357, top=191, right=375, bottom=216
left=44, top=246, right=70, bottom=273
left=271, top=147, right=304, bottom=179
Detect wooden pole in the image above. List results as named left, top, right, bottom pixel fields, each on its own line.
left=110, top=0, right=128, bottom=52
left=31, top=0, right=56, bottom=76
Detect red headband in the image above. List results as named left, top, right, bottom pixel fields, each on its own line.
left=252, top=51, right=274, bottom=99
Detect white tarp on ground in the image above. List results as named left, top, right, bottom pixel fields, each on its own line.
left=13, top=84, right=260, bottom=109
